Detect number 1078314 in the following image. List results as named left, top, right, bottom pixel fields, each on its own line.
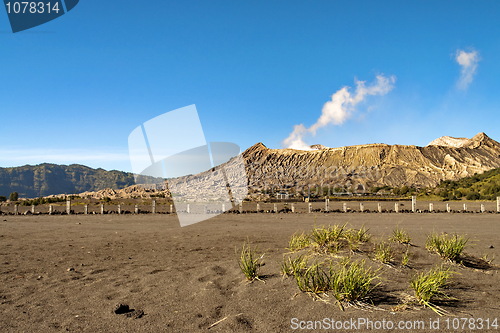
left=5, top=2, right=61, bottom=14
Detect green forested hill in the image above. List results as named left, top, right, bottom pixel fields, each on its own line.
left=434, top=168, right=500, bottom=200
left=0, top=164, right=136, bottom=198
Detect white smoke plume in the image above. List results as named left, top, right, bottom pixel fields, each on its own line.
left=283, top=74, right=396, bottom=150
left=455, top=49, right=480, bottom=90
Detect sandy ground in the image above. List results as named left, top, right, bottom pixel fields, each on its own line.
left=0, top=213, right=499, bottom=332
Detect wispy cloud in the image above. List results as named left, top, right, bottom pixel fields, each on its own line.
left=0, top=148, right=132, bottom=171
left=455, top=49, right=480, bottom=90
left=283, top=74, right=396, bottom=150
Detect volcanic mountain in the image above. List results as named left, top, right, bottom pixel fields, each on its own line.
left=2, top=133, right=499, bottom=199
left=241, top=132, right=500, bottom=193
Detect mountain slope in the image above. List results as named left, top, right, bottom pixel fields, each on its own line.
left=242, top=132, right=500, bottom=193
left=0, top=164, right=136, bottom=198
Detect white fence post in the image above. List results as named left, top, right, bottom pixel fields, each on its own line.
left=481, top=204, right=485, bottom=213
left=14, top=204, right=19, bottom=215
left=117, top=205, right=121, bottom=215
left=325, top=198, right=329, bottom=212
left=49, top=205, right=53, bottom=215
left=170, top=204, right=173, bottom=214
left=84, top=204, right=88, bottom=215
left=100, top=204, right=104, bottom=214
left=377, top=202, right=382, bottom=213
left=31, top=205, right=35, bottom=214
left=343, top=202, right=347, bottom=213
left=256, top=203, right=260, bottom=212
left=273, top=203, right=277, bottom=213
left=411, top=196, right=416, bottom=213
left=497, top=197, right=500, bottom=213
left=446, top=203, right=450, bottom=213
left=66, top=199, right=71, bottom=215
left=134, top=204, right=139, bottom=214
left=239, top=202, right=243, bottom=213
left=359, top=202, right=364, bottom=212
left=463, top=203, right=467, bottom=212
left=308, top=203, right=312, bottom=213
left=152, top=200, right=156, bottom=214
left=394, top=202, right=399, bottom=213
left=186, top=204, right=190, bottom=214
left=429, top=203, right=433, bottom=212
left=291, top=203, right=295, bottom=213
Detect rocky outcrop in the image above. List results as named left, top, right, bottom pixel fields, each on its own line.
left=242, top=132, right=500, bottom=192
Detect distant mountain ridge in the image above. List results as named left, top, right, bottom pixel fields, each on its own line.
left=239, top=132, right=500, bottom=195
left=1, top=132, right=499, bottom=199
left=0, top=164, right=136, bottom=198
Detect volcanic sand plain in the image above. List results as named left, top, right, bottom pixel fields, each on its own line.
left=0, top=213, right=499, bottom=332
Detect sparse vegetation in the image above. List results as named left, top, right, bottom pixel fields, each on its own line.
left=293, top=259, right=379, bottom=308
left=390, top=227, right=411, bottom=244
left=401, top=247, right=411, bottom=267
left=281, top=255, right=308, bottom=277
left=410, top=265, right=454, bottom=315
left=288, top=232, right=310, bottom=251
left=345, top=225, right=371, bottom=243
left=374, top=242, right=394, bottom=264
left=309, top=224, right=350, bottom=253
left=238, top=241, right=264, bottom=281
left=426, top=233, right=468, bottom=263
left=243, top=223, right=488, bottom=316
left=20, top=196, right=66, bottom=206
left=310, top=224, right=346, bottom=247
left=9, top=192, right=18, bottom=201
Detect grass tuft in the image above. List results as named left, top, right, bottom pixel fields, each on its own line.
left=309, top=224, right=348, bottom=253
left=293, top=259, right=379, bottom=308
left=410, top=265, right=454, bottom=315
left=374, top=242, right=394, bottom=264
left=238, top=241, right=264, bottom=281
left=288, top=232, right=311, bottom=251
left=346, top=225, right=371, bottom=243
left=390, top=227, right=411, bottom=244
left=401, top=247, right=411, bottom=267
left=281, top=254, right=308, bottom=277
left=426, top=233, right=468, bottom=263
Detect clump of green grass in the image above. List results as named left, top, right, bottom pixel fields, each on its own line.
left=410, top=265, right=454, bottom=315
left=345, top=225, right=371, bottom=243
left=281, top=254, right=308, bottom=277
left=401, top=247, right=411, bottom=267
left=310, top=224, right=346, bottom=245
left=374, top=242, right=394, bottom=264
left=294, top=259, right=379, bottom=309
left=238, top=241, right=264, bottom=281
left=288, top=232, right=311, bottom=251
left=426, top=233, right=468, bottom=263
left=294, top=262, right=331, bottom=294
left=310, top=224, right=347, bottom=252
left=330, top=260, right=379, bottom=303
left=390, top=227, right=411, bottom=244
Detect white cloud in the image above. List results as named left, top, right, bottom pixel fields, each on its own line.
left=455, top=49, right=480, bottom=90
left=283, top=74, right=396, bottom=149
left=0, top=148, right=132, bottom=171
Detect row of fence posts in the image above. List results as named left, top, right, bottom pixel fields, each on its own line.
left=4, top=196, right=500, bottom=215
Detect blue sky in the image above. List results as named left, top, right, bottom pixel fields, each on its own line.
left=1, top=0, right=499, bottom=171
